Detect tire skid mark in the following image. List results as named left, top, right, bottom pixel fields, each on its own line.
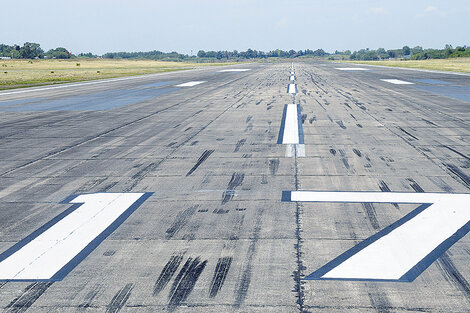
left=4, top=282, right=52, bottom=313
left=154, top=254, right=185, bottom=296
left=105, top=283, right=134, bottom=313
left=209, top=256, right=233, bottom=298
left=186, top=149, right=214, bottom=176
left=168, top=257, right=207, bottom=311
left=234, top=138, right=246, bottom=152
left=352, top=148, right=362, bottom=157
left=397, top=126, right=419, bottom=141
left=0, top=68, right=256, bottom=179
left=336, top=120, right=346, bottom=129
left=436, top=252, right=470, bottom=302
left=362, top=202, right=380, bottom=230
left=269, top=158, right=280, bottom=175
left=367, top=288, right=393, bottom=313
left=378, top=180, right=399, bottom=209
left=165, top=205, right=198, bottom=239
left=407, top=178, right=424, bottom=193
left=442, top=145, right=470, bottom=161
left=234, top=208, right=263, bottom=308
left=221, top=173, right=244, bottom=204
left=124, top=160, right=164, bottom=192
left=78, top=284, right=102, bottom=311
left=444, top=163, right=470, bottom=187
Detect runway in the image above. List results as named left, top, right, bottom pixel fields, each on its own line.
left=0, top=61, right=469, bottom=312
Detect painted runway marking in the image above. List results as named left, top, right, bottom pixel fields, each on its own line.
left=218, top=69, right=251, bottom=72
left=381, top=79, right=414, bottom=85
left=286, top=144, right=306, bottom=157
left=277, top=104, right=304, bottom=145
left=175, top=81, right=206, bottom=87
left=335, top=67, right=369, bottom=71
left=0, top=192, right=152, bottom=281
left=287, top=84, right=297, bottom=94
left=282, top=191, right=470, bottom=282
left=290, top=75, right=296, bottom=81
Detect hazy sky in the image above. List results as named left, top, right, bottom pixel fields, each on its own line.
left=2, top=0, right=469, bottom=55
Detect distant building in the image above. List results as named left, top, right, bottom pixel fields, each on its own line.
left=0, top=57, right=11, bottom=60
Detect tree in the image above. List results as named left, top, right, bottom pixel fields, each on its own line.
left=411, top=46, right=423, bottom=55
left=19, top=42, right=43, bottom=59
left=402, top=46, right=410, bottom=56
left=45, top=47, right=71, bottom=59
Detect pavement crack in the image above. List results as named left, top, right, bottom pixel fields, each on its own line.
left=293, top=144, right=307, bottom=313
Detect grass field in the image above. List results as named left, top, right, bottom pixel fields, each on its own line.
left=0, top=59, right=239, bottom=90
left=338, top=57, right=470, bottom=73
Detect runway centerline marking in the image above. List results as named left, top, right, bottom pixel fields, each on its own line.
left=282, top=191, right=470, bottom=282
left=175, top=81, right=207, bottom=87
left=277, top=104, right=305, bottom=157
left=287, top=84, right=297, bottom=94
left=0, top=192, right=152, bottom=281
left=381, top=79, right=414, bottom=85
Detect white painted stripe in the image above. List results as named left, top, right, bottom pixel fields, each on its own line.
left=336, top=68, right=369, bottom=71
left=0, top=193, right=144, bottom=280
left=290, top=71, right=295, bottom=75
left=287, top=84, right=297, bottom=94
left=290, top=191, right=463, bottom=203
left=218, top=69, right=251, bottom=72
left=175, top=81, right=206, bottom=87
left=381, top=79, right=414, bottom=85
left=291, top=191, right=470, bottom=280
left=290, top=75, right=296, bottom=81
left=286, top=144, right=295, bottom=157
left=282, top=104, right=299, bottom=144
left=296, top=144, right=306, bottom=157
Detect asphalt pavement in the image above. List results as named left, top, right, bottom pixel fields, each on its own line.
left=0, top=61, right=469, bottom=312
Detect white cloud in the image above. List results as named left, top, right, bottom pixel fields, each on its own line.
left=425, top=6, right=438, bottom=13
left=367, top=7, right=387, bottom=14
left=417, top=5, right=445, bottom=18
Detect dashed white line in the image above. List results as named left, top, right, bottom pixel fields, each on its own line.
left=218, top=69, right=251, bottom=72
left=175, top=81, right=207, bottom=87
left=336, top=68, right=369, bottom=71
left=282, top=104, right=300, bottom=144
left=381, top=79, right=414, bottom=85
left=287, top=84, right=297, bottom=94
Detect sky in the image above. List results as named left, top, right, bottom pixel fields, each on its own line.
left=1, top=0, right=469, bottom=55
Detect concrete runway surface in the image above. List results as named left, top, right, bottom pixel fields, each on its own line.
left=0, top=62, right=469, bottom=312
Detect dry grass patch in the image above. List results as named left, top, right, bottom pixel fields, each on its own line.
left=0, top=59, right=239, bottom=90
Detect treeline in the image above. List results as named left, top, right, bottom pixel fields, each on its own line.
left=196, top=48, right=328, bottom=59
left=103, top=48, right=328, bottom=60
left=0, top=42, right=96, bottom=59
left=2, top=42, right=470, bottom=62
left=348, top=45, right=470, bottom=60
left=102, top=50, right=186, bottom=61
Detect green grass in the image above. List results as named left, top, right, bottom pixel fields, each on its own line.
left=0, top=59, right=241, bottom=90
left=336, top=58, right=470, bottom=73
